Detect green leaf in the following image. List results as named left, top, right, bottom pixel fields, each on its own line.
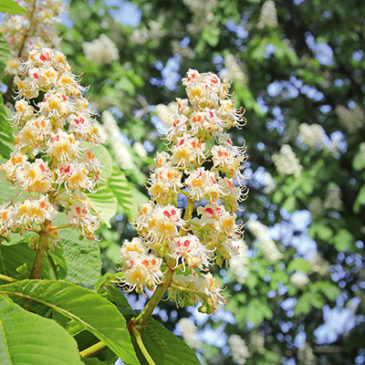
left=333, top=229, right=353, bottom=252
left=92, top=144, right=113, bottom=181
left=61, top=233, right=101, bottom=287
left=282, top=195, right=296, bottom=212
left=201, top=27, right=220, bottom=47
left=294, top=293, right=312, bottom=315
left=353, top=151, right=365, bottom=171
left=0, top=0, right=27, bottom=14
left=311, top=281, right=341, bottom=301
left=0, top=280, right=139, bottom=365
left=99, top=283, right=136, bottom=316
left=288, top=259, right=312, bottom=273
left=129, top=185, right=149, bottom=218
left=246, top=298, right=272, bottom=326
left=52, top=213, right=101, bottom=287
left=136, top=318, right=200, bottom=365
left=0, top=34, right=10, bottom=76
left=0, top=94, right=13, bottom=159
left=108, top=166, right=133, bottom=217
left=0, top=295, right=82, bottom=365
left=0, top=242, right=56, bottom=280
left=354, top=185, right=365, bottom=213
left=84, top=185, right=117, bottom=228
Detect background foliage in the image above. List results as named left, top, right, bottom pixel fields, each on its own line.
left=1, top=0, right=364, bottom=364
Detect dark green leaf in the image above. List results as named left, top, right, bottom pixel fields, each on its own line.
left=0, top=280, right=139, bottom=365
left=136, top=318, right=200, bottom=365
left=0, top=295, right=82, bottom=365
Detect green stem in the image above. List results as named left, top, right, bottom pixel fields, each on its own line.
left=50, top=224, right=73, bottom=230
left=183, top=198, right=195, bottom=221
left=171, top=283, right=209, bottom=301
left=133, top=327, right=156, bottom=365
left=0, top=274, right=17, bottom=283
left=29, top=229, right=49, bottom=280
left=132, top=268, right=174, bottom=328
left=79, top=341, right=106, bottom=358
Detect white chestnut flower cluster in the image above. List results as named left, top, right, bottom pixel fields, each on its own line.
left=155, top=102, right=178, bottom=127
left=0, top=47, right=104, bottom=240
left=297, top=343, right=315, bottom=365
left=228, top=335, right=250, bottom=365
left=1, top=0, right=62, bottom=75
left=183, top=0, right=218, bottom=34
left=101, top=111, right=135, bottom=170
left=229, top=239, right=249, bottom=284
left=119, top=70, right=248, bottom=313
left=257, top=0, right=278, bottom=29
left=248, top=220, right=282, bottom=263
left=130, top=16, right=166, bottom=45
left=335, top=103, right=365, bottom=134
left=323, top=183, right=342, bottom=211
left=177, top=318, right=202, bottom=349
left=83, top=34, right=119, bottom=65
left=298, top=123, right=327, bottom=149
left=220, top=54, right=248, bottom=86
left=290, top=272, right=310, bottom=289
left=272, top=144, right=302, bottom=177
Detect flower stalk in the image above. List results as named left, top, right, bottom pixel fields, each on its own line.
left=30, top=222, right=50, bottom=279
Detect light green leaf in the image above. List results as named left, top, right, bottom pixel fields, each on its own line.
left=288, top=259, right=312, bottom=273
left=92, top=144, right=113, bottom=181
left=0, top=295, right=82, bottom=365
left=353, top=151, right=365, bottom=171
left=0, top=34, right=10, bottom=76
left=0, top=94, right=13, bottom=159
left=294, top=293, right=312, bottom=315
left=354, top=185, right=365, bottom=213
left=49, top=213, right=101, bottom=287
left=108, top=166, right=133, bottom=217
left=136, top=318, right=200, bottom=365
left=333, top=229, right=353, bottom=252
left=0, top=0, right=27, bottom=14
left=0, top=280, right=139, bottom=365
left=283, top=195, right=296, bottom=212
left=84, top=185, right=117, bottom=228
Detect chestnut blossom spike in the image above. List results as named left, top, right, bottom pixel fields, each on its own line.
left=1, top=0, right=63, bottom=79
left=118, top=69, right=248, bottom=313
left=119, top=238, right=164, bottom=293
left=0, top=47, right=104, bottom=242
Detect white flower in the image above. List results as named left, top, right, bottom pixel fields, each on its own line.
left=83, top=34, right=119, bottom=65
left=257, top=0, right=278, bottom=29
left=119, top=238, right=163, bottom=293
left=155, top=102, right=178, bottom=127
left=133, top=141, right=147, bottom=158
left=336, top=104, right=365, bottom=133
left=299, top=123, right=327, bottom=149
left=297, top=343, right=315, bottom=365
left=273, top=144, right=302, bottom=177
left=101, top=111, right=135, bottom=170
left=249, top=220, right=282, bottom=263
left=178, top=318, right=202, bottom=349
left=228, top=335, right=250, bottom=365
left=324, top=183, right=342, bottom=210
left=229, top=239, right=248, bottom=283
left=220, top=54, right=247, bottom=85
left=290, top=272, right=309, bottom=289
left=169, top=234, right=212, bottom=270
